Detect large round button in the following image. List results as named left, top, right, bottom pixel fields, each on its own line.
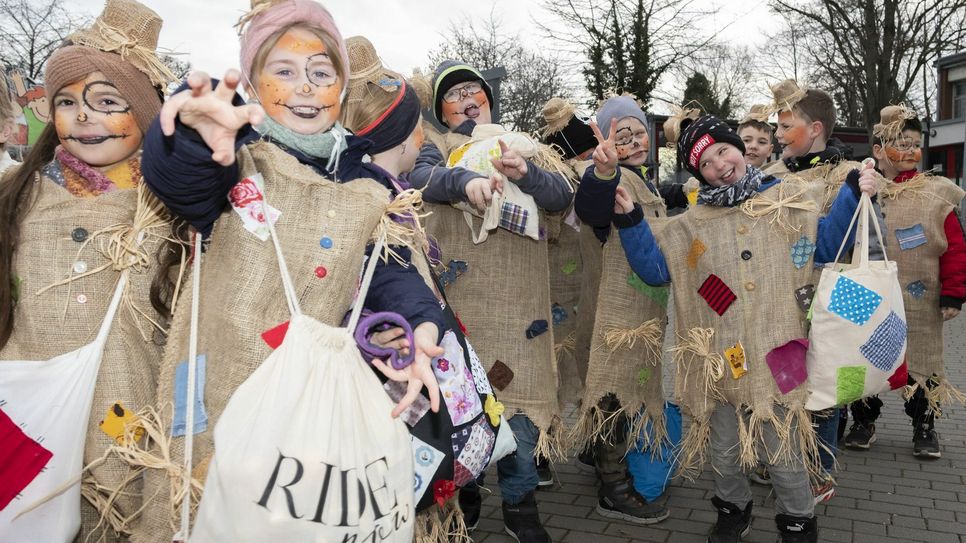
left=741, top=250, right=752, bottom=261
left=744, top=282, right=756, bottom=291
left=71, top=227, right=89, bottom=243
left=737, top=224, right=748, bottom=234
left=76, top=294, right=88, bottom=304
left=73, top=261, right=88, bottom=274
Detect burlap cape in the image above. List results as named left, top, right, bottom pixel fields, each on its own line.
left=764, top=159, right=862, bottom=213
left=421, top=123, right=566, bottom=458
left=546, top=210, right=584, bottom=408
left=655, top=179, right=825, bottom=478
left=134, top=141, right=392, bottom=542
left=570, top=163, right=669, bottom=452
left=879, top=174, right=966, bottom=411
left=0, top=172, right=170, bottom=542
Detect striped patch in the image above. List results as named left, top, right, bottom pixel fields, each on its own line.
left=698, top=274, right=737, bottom=315
left=895, top=223, right=926, bottom=251
left=499, top=201, right=529, bottom=235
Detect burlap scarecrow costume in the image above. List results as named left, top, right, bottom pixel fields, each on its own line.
left=133, top=2, right=447, bottom=541
left=0, top=1, right=177, bottom=540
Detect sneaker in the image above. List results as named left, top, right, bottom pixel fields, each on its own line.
left=843, top=423, right=876, bottom=449
left=503, top=492, right=551, bottom=543
left=458, top=486, right=482, bottom=532
left=775, top=514, right=818, bottom=542
left=595, top=480, right=670, bottom=525
left=536, top=456, right=553, bottom=487
left=749, top=464, right=772, bottom=486
left=707, top=496, right=752, bottom=543
left=913, top=426, right=941, bottom=458
left=811, top=476, right=835, bottom=505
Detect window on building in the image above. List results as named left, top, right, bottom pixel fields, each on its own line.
left=954, top=81, right=966, bottom=120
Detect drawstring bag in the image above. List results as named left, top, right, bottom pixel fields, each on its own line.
left=185, top=189, right=415, bottom=541
left=805, top=192, right=908, bottom=410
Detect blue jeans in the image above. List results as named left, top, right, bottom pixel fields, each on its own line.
left=476, top=414, right=540, bottom=505
left=813, top=409, right=840, bottom=474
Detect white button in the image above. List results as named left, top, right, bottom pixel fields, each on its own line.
left=327, top=209, right=336, bottom=218
left=73, top=261, right=88, bottom=274
left=76, top=294, right=88, bottom=304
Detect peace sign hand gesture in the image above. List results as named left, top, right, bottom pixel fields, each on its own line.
left=590, top=119, right=619, bottom=180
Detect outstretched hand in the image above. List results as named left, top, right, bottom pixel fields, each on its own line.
left=490, top=140, right=528, bottom=181
left=159, top=69, right=265, bottom=166
left=370, top=322, right=443, bottom=418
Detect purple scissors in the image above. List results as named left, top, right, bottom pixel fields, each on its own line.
left=353, top=311, right=417, bottom=370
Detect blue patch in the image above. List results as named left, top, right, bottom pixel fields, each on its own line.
left=551, top=303, right=568, bottom=325
left=860, top=311, right=907, bottom=371
left=172, top=354, right=208, bottom=437
left=895, top=224, right=926, bottom=251
left=827, top=276, right=882, bottom=326
left=906, top=280, right=927, bottom=299
left=790, top=235, right=816, bottom=269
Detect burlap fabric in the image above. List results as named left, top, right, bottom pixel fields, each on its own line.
left=764, top=160, right=862, bottom=213
left=655, top=179, right=823, bottom=478
left=1, top=174, right=168, bottom=542
left=421, top=126, right=563, bottom=457
left=573, top=207, right=603, bottom=389
left=134, top=141, right=390, bottom=542
left=546, top=210, right=584, bottom=406
left=572, top=164, right=669, bottom=450
left=880, top=175, right=966, bottom=409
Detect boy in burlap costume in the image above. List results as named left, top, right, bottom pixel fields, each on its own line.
left=604, top=114, right=878, bottom=543
left=408, top=61, right=573, bottom=543
left=571, top=95, right=672, bottom=525
left=0, top=1, right=179, bottom=540
left=134, top=2, right=447, bottom=541
left=841, top=105, right=966, bottom=458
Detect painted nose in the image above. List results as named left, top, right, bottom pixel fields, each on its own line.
left=301, top=83, right=311, bottom=93
left=77, top=111, right=88, bottom=122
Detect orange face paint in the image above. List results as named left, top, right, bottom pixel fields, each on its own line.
left=412, top=122, right=425, bottom=150
left=441, top=91, right=489, bottom=129
left=885, top=146, right=921, bottom=165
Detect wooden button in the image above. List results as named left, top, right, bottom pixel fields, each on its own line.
left=737, top=224, right=748, bottom=234
left=744, top=282, right=756, bottom=291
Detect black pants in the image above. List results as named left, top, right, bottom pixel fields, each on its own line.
left=848, top=375, right=937, bottom=430
left=593, top=395, right=630, bottom=486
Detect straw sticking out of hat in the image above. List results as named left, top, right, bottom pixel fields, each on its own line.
left=410, top=68, right=434, bottom=111
left=873, top=103, right=917, bottom=144
left=235, top=0, right=287, bottom=34
left=346, top=35, right=402, bottom=93
left=540, top=97, right=576, bottom=138
left=768, top=79, right=807, bottom=113
left=663, top=103, right=701, bottom=146
left=740, top=104, right=771, bottom=124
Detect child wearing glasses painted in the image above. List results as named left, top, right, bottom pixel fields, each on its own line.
left=408, top=61, right=573, bottom=543
left=841, top=105, right=966, bottom=459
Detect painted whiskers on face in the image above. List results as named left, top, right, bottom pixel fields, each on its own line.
left=54, top=73, right=142, bottom=170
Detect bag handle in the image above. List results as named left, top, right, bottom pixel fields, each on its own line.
left=346, top=233, right=387, bottom=333
left=262, top=185, right=302, bottom=317
left=831, top=159, right=890, bottom=268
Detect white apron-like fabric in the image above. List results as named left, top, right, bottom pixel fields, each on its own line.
left=189, top=193, right=414, bottom=542
left=0, top=273, right=128, bottom=542
left=806, top=193, right=908, bottom=410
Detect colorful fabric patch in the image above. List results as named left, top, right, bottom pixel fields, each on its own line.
left=836, top=366, right=867, bottom=405
left=260, top=320, right=290, bottom=349
left=725, top=342, right=747, bottom=379
left=790, top=235, right=816, bottom=269
left=454, top=418, right=496, bottom=484
left=499, top=201, right=529, bottom=236
left=98, top=402, right=144, bottom=444
left=228, top=173, right=280, bottom=241
left=435, top=332, right=484, bottom=426
left=487, top=360, right=514, bottom=391
left=172, top=355, right=208, bottom=437
left=628, top=273, right=670, bottom=307
left=698, top=274, right=737, bottom=316
left=525, top=319, right=549, bottom=339
left=440, top=259, right=468, bottom=288
left=484, top=395, right=504, bottom=426
left=860, top=311, right=907, bottom=372
left=561, top=259, right=578, bottom=275
left=906, top=280, right=926, bottom=299
left=687, top=239, right=707, bottom=270
left=895, top=223, right=926, bottom=251
left=795, top=284, right=815, bottom=313
left=638, top=367, right=652, bottom=385
left=551, top=303, right=568, bottom=325
left=827, top=275, right=882, bottom=326
left=466, top=341, right=492, bottom=395
left=888, top=360, right=908, bottom=390
left=453, top=461, right=475, bottom=487
left=384, top=380, right=431, bottom=427
left=0, top=407, right=53, bottom=510
left=765, top=338, right=810, bottom=394
left=412, top=436, right=444, bottom=503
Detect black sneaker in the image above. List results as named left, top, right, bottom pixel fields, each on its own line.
left=913, top=426, right=941, bottom=458
left=775, top=514, right=818, bottom=542
left=596, top=479, right=670, bottom=525
left=843, top=423, right=876, bottom=449
left=576, top=447, right=596, bottom=472
left=503, top=492, right=551, bottom=543
left=536, top=456, right=553, bottom=487
left=708, top=496, right=752, bottom=543
left=458, top=486, right=482, bottom=532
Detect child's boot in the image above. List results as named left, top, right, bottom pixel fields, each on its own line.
left=503, top=491, right=551, bottom=543
left=707, top=496, right=752, bottom=543
left=774, top=514, right=818, bottom=542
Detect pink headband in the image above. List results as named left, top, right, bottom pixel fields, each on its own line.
left=239, top=0, right=349, bottom=92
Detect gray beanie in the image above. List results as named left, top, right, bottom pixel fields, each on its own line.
left=596, top=96, right=647, bottom=134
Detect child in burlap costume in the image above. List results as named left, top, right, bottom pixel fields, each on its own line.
left=135, top=2, right=448, bottom=541
left=737, top=105, right=775, bottom=170
left=606, top=113, right=878, bottom=543
left=407, top=61, right=573, bottom=543
left=572, top=95, right=672, bottom=525
left=841, top=105, right=966, bottom=458
left=0, top=1, right=181, bottom=540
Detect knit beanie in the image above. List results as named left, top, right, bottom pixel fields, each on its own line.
left=431, top=60, right=494, bottom=126
left=540, top=97, right=595, bottom=160
left=238, top=0, right=349, bottom=93
left=595, top=95, right=647, bottom=135
left=677, top=115, right=745, bottom=183
left=45, top=0, right=173, bottom=135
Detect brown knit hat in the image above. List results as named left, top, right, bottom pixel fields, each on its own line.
left=45, top=0, right=173, bottom=134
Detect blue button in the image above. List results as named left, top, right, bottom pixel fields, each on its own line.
left=320, top=237, right=333, bottom=249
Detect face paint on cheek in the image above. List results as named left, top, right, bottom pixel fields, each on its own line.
left=257, top=74, right=292, bottom=120
left=783, top=125, right=805, bottom=147
left=107, top=112, right=140, bottom=154
left=312, top=77, right=342, bottom=120
left=413, top=123, right=425, bottom=150
left=53, top=111, right=72, bottom=141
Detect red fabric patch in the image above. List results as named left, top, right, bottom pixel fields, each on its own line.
left=698, top=274, right=737, bottom=316
left=0, top=407, right=53, bottom=510
left=433, top=479, right=456, bottom=508
left=261, top=320, right=290, bottom=350
left=888, top=360, right=909, bottom=390
left=765, top=338, right=810, bottom=394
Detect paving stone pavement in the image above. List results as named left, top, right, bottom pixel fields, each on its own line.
left=473, top=315, right=966, bottom=542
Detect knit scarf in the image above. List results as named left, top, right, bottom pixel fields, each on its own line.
left=256, top=115, right=348, bottom=173
left=697, top=165, right=765, bottom=207
left=46, top=146, right=142, bottom=197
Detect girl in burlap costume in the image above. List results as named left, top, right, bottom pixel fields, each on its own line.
left=841, top=105, right=966, bottom=458
left=134, top=2, right=448, bottom=541
left=571, top=95, right=672, bottom=525
left=606, top=113, right=878, bottom=542
left=408, top=61, right=573, bottom=543
left=0, top=1, right=182, bottom=540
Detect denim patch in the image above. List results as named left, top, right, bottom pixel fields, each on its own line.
left=172, top=354, right=208, bottom=437
left=895, top=223, right=926, bottom=251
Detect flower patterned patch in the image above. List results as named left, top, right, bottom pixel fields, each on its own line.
left=790, top=235, right=816, bottom=269
left=827, top=275, right=882, bottom=326
left=412, top=436, right=444, bottom=502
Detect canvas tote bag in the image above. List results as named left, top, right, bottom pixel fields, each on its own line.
left=805, top=191, right=908, bottom=410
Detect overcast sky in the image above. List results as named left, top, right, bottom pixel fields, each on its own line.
left=64, top=0, right=781, bottom=111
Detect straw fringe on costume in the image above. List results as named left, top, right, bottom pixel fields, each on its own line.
left=414, top=499, right=469, bottom=543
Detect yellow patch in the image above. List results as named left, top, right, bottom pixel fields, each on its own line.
left=687, top=188, right=699, bottom=206
left=725, top=342, right=747, bottom=380
left=687, top=238, right=707, bottom=270
left=484, top=395, right=504, bottom=426
left=98, top=402, right=144, bottom=444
